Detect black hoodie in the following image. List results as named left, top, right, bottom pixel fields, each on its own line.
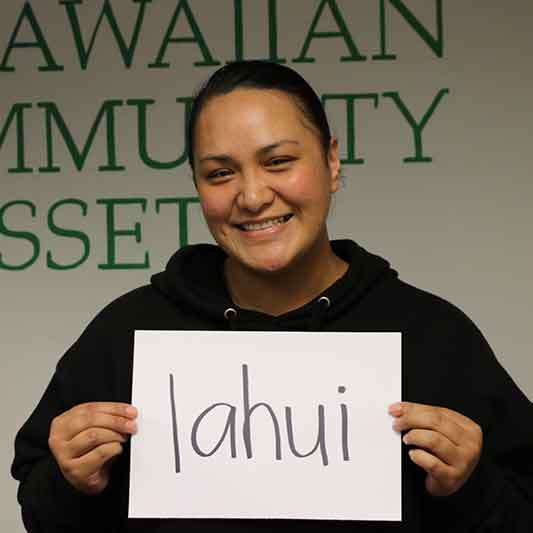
left=11, top=240, right=533, bottom=532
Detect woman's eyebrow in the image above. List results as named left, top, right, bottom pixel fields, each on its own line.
left=198, top=154, right=234, bottom=164
left=257, top=139, right=300, bottom=156
left=198, top=139, right=300, bottom=164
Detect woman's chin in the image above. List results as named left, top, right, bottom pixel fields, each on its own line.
left=232, top=251, right=294, bottom=277
left=247, top=258, right=290, bottom=276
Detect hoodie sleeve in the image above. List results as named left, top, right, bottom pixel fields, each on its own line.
left=422, top=315, right=533, bottom=532
left=11, top=314, right=130, bottom=533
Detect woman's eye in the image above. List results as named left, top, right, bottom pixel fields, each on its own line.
left=267, top=157, right=294, bottom=167
left=207, top=168, right=233, bottom=179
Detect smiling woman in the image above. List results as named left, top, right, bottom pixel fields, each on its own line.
left=194, top=86, right=346, bottom=314
left=185, top=61, right=350, bottom=315
left=11, top=61, right=533, bottom=533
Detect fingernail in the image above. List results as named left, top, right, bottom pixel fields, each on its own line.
left=402, top=434, right=410, bottom=444
left=388, top=403, right=402, bottom=416
left=392, top=419, right=401, bottom=432
left=126, top=421, right=138, bottom=433
left=126, top=406, right=137, bottom=417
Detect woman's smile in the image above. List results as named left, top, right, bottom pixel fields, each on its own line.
left=234, top=213, right=293, bottom=234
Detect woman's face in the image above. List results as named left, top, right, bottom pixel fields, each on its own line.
left=193, top=88, right=340, bottom=275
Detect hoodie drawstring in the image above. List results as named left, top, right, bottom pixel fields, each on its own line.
left=224, top=307, right=238, bottom=330
left=309, top=296, right=330, bottom=331
left=224, top=296, right=331, bottom=331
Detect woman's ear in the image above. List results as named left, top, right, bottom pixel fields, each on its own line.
left=328, top=137, right=341, bottom=193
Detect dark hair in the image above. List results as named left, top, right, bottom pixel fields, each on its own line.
left=187, top=60, right=332, bottom=173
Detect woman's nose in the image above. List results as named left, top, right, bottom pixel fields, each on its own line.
left=236, top=172, right=275, bottom=213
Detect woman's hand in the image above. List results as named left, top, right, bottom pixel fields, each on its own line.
left=389, top=402, right=483, bottom=497
left=48, top=402, right=138, bottom=495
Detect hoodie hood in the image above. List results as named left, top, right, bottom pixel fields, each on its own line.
left=150, top=240, right=397, bottom=330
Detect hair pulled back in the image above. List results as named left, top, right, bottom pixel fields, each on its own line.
left=187, top=60, right=332, bottom=173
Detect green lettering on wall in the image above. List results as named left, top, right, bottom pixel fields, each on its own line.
left=0, top=200, right=40, bottom=270
left=322, top=93, right=379, bottom=164
left=294, top=0, right=366, bottom=63
left=233, top=0, right=286, bottom=63
left=383, top=89, right=449, bottom=163
left=0, top=103, right=33, bottom=173
left=127, top=96, right=193, bottom=169
left=60, top=0, right=152, bottom=69
left=373, top=0, right=444, bottom=60
left=38, top=100, right=125, bottom=172
left=46, top=198, right=90, bottom=270
left=0, top=2, right=64, bottom=72
left=97, top=198, right=150, bottom=270
left=155, top=197, right=200, bottom=248
left=149, top=0, right=220, bottom=68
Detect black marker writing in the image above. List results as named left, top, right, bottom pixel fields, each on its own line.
left=242, top=363, right=282, bottom=461
left=168, top=365, right=351, bottom=473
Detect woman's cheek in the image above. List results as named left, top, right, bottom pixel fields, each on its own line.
left=200, top=194, right=233, bottom=230
left=284, top=169, right=328, bottom=205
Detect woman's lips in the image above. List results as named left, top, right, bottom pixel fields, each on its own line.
left=235, top=214, right=293, bottom=232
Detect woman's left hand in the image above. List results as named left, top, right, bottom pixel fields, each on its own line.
left=389, top=402, right=483, bottom=497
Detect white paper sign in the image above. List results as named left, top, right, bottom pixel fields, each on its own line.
left=129, top=331, right=401, bottom=521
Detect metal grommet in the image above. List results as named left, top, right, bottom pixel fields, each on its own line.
left=224, top=307, right=238, bottom=320
left=317, top=296, right=331, bottom=308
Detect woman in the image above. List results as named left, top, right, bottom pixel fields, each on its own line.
left=12, top=61, right=533, bottom=532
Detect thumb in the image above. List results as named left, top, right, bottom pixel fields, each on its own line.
left=85, top=470, right=109, bottom=494
left=425, top=474, right=447, bottom=497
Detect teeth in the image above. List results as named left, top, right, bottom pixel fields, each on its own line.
left=242, top=215, right=289, bottom=231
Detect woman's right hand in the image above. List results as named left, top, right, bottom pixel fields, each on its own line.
left=48, top=402, right=138, bottom=495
